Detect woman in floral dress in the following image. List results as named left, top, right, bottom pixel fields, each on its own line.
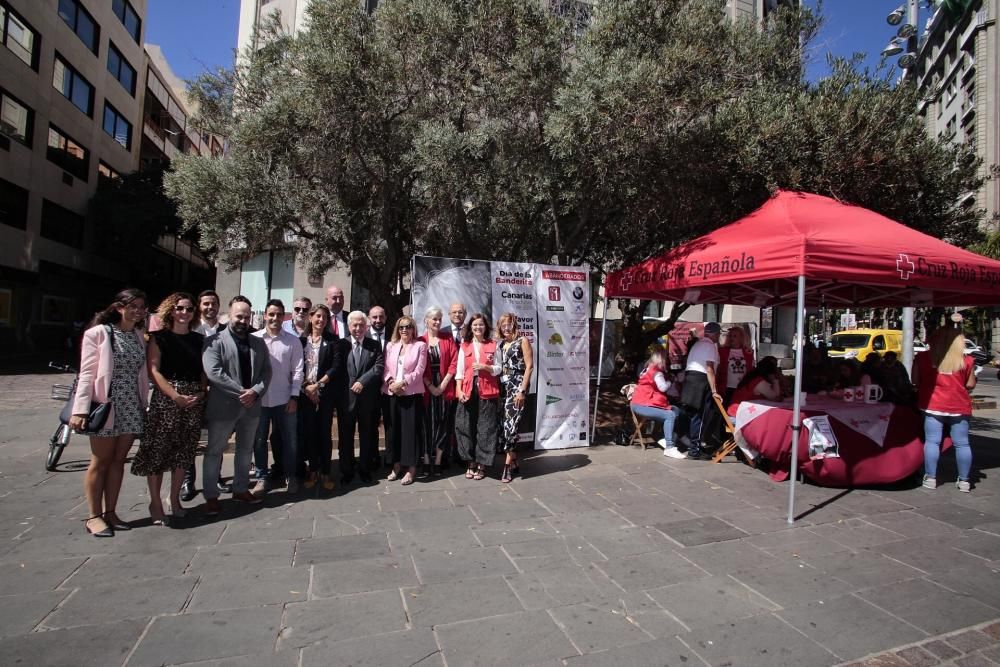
left=496, top=313, right=533, bottom=483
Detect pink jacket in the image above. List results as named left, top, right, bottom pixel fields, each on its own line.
left=382, top=340, right=428, bottom=396
left=73, top=324, right=149, bottom=430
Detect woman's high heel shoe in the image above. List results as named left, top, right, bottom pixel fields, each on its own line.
left=104, top=513, right=131, bottom=531
left=501, top=464, right=512, bottom=483
left=165, top=499, right=187, bottom=518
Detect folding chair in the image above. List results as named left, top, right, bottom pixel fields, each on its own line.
left=629, top=408, right=658, bottom=449
left=710, top=394, right=740, bottom=463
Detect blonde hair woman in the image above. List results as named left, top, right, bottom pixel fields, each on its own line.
left=382, top=316, right=428, bottom=485
left=717, top=325, right=754, bottom=405
left=912, top=326, right=976, bottom=492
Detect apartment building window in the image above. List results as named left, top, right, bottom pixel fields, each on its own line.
left=97, top=161, right=120, bottom=183
left=0, top=1, right=39, bottom=69
left=52, top=54, right=94, bottom=117
left=1, top=87, right=33, bottom=146
left=46, top=124, right=89, bottom=181
left=41, top=199, right=84, bottom=248
left=102, top=102, right=132, bottom=150
left=0, top=177, right=29, bottom=230
left=112, top=0, right=141, bottom=44
left=107, top=42, right=136, bottom=96
left=58, top=0, right=99, bottom=54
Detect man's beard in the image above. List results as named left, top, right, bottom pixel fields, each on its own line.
left=230, top=322, right=249, bottom=336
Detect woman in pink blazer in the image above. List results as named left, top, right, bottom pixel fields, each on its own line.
left=382, top=315, right=428, bottom=485
left=69, top=288, right=150, bottom=537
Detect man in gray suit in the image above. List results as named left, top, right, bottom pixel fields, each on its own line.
left=202, top=296, right=272, bottom=515
left=338, top=310, right=385, bottom=484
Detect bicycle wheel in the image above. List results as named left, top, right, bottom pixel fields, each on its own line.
left=45, top=424, right=70, bottom=472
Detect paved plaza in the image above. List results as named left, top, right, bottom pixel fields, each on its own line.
left=0, top=371, right=998, bottom=666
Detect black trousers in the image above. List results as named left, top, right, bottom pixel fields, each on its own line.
left=338, top=401, right=378, bottom=474
left=299, top=393, right=335, bottom=475
left=389, top=394, right=423, bottom=468
left=375, top=393, right=392, bottom=465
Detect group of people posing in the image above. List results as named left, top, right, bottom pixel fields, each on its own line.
left=629, top=321, right=979, bottom=492
left=70, top=286, right=533, bottom=538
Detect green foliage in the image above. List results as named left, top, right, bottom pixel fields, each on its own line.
left=165, top=0, right=985, bottom=325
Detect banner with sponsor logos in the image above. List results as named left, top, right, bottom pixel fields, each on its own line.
left=411, top=256, right=589, bottom=449
left=534, top=264, right=591, bottom=450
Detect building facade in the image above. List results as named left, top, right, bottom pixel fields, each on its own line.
left=0, top=0, right=215, bottom=357
left=916, top=0, right=999, bottom=230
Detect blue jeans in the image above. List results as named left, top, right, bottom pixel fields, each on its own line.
left=254, top=405, right=299, bottom=482
left=923, top=413, right=971, bottom=481
left=631, top=404, right=679, bottom=446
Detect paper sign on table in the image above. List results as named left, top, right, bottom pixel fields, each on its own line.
left=803, top=415, right=840, bottom=460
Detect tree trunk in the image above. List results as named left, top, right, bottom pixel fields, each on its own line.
left=618, top=300, right=693, bottom=377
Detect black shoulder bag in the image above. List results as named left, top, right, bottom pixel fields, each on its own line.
left=59, top=325, right=115, bottom=433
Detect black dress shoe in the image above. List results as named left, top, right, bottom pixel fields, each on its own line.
left=217, top=481, right=233, bottom=494
left=359, top=471, right=372, bottom=484
left=180, top=482, right=197, bottom=502
left=339, top=473, right=354, bottom=485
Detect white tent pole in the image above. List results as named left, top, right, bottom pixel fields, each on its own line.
left=787, top=275, right=807, bottom=524
left=590, top=296, right=611, bottom=444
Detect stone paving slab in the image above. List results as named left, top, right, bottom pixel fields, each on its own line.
left=0, top=371, right=998, bottom=666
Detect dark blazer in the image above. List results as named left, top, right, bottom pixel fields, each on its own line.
left=299, top=331, right=345, bottom=403
left=367, top=327, right=390, bottom=353
left=203, top=327, right=272, bottom=421
left=341, top=336, right=385, bottom=412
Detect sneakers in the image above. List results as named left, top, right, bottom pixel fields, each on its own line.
left=656, top=437, right=668, bottom=449
left=663, top=446, right=687, bottom=460
left=922, top=475, right=937, bottom=490
left=251, top=479, right=268, bottom=496
left=956, top=479, right=971, bottom=493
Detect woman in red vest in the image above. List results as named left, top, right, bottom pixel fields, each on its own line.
left=913, top=326, right=976, bottom=492
left=630, top=349, right=685, bottom=459
left=455, top=313, right=501, bottom=480
left=419, top=306, right=458, bottom=477
left=726, top=356, right=782, bottom=416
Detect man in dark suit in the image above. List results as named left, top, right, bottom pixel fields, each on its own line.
left=337, top=310, right=385, bottom=484
left=326, top=285, right=349, bottom=340
left=367, top=305, right=390, bottom=467
left=439, top=302, right=467, bottom=345
left=202, top=296, right=272, bottom=515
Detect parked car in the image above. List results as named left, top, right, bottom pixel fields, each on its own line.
left=964, top=339, right=989, bottom=366
left=827, top=329, right=902, bottom=362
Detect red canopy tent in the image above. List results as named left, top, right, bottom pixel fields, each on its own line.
left=605, top=190, right=1000, bottom=308
left=596, top=190, right=1000, bottom=522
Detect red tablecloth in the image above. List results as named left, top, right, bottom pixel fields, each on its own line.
left=738, top=403, right=940, bottom=487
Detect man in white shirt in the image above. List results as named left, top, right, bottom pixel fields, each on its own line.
left=440, top=302, right=467, bottom=344
left=252, top=299, right=304, bottom=494
left=680, top=322, right=722, bottom=460
left=367, top=305, right=390, bottom=468
left=367, top=306, right=388, bottom=351
left=326, top=285, right=349, bottom=339
left=282, top=296, right=312, bottom=337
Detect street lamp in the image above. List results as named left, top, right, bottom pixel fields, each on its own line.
left=898, top=51, right=917, bottom=68
left=886, top=4, right=906, bottom=25
left=881, top=39, right=904, bottom=57
left=896, top=22, right=917, bottom=39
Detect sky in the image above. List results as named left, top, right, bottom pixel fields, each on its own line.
left=143, top=0, right=915, bottom=85
left=144, top=0, right=242, bottom=82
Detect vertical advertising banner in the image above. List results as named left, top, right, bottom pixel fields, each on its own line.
left=491, top=262, right=539, bottom=442
left=534, top=265, right=591, bottom=450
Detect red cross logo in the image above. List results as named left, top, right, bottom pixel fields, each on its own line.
left=896, top=253, right=915, bottom=280
left=747, top=405, right=757, bottom=414
left=619, top=271, right=635, bottom=291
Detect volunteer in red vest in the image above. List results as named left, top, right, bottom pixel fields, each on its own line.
left=454, top=312, right=500, bottom=480
left=630, top=348, right=685, bottom=459
left=726, top=356, right=781, bottom=416
left=913, top=326, right=976, bottom=492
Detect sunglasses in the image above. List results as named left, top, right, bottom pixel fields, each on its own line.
left=293, top=307, right=309, bottom=313
left=174, top=305, right=195, bottom=312
left=398, top=324, right=414, bottom=330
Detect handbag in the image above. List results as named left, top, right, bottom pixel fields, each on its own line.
left=59, top=325, right=115, bottom=434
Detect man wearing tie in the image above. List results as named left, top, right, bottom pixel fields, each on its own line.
left=368, top=305, right=390, bottom=468
left=337, top=311, right=385, bottom=484
left=326, top=285, right=348, bottom=340
left=440, top=303, right=467, bottom=345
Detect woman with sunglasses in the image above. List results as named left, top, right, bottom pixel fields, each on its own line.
left=383, top=316, right=428, bottom=485
left=69, top=288, right=149, bottom=537
left=131, top=293, right=206, bottom=524
left=455, top=313, right=501, bottom=480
